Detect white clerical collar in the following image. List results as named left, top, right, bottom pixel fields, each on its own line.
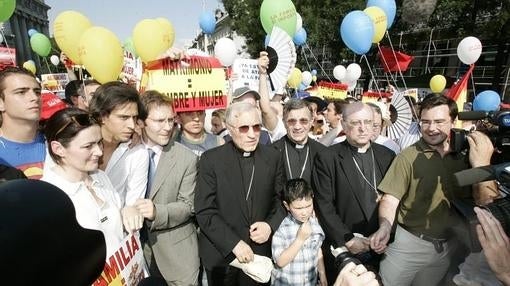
left=243, top=152, right=252, bottom=157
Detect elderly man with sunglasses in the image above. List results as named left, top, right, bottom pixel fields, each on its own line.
left=312, top=102, right=395, bottom=284
left=195, top=101, right=285, bottom=286
left=271, top=98, right=326, bottom=184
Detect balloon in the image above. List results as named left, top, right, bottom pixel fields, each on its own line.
left=367, top=0, right=396, bottom=29
left=311, top=69, right=317, bottom=76
left=295, top=13, right=303, bottom=32
left=214, top=38, right=237, bottom=67
left=333, top=65, right=347, bottom=81
left=28, top=29, right=38, bottom=37
left=23, top=60, right=36, bottom=74
left=287, top=67, right=302, bottom=88
left=133, top=19, right=171, bottom=63
left=199, top=11, right=216, bottom=35
left=293, top=28, right=307, bottom=46
left=340, top=11, right=374, bottom=55
left=123, top=37, right=137, bottom=56
left=457, top=36, right=482, bottom=65
left=347, top=80, right=357, bottom=91
left=363, top=6, right=387, bottom=43
left=50, top=55, right=60, bottom=66
left=298, top=82, right=306, bottom=91
left=79, top=26, right=124, bottom=84
left=0, top=0, right=15, bottom=22
left=53, top=11, right=92, bottom=65
left=156, top=18, right=176, bottom=48
left=312, top=75, right=317, bottom=82
left=301, top=71, right=312, bottom=86
left=429, top=74, right=446, bottom=93
left=264, top=35, right=270, bottom=47
left=473, top=90, right=501, bottom=112
left=260, top=0, right=297, bottom=37
left=30, top=33, right=51, bottom=57
left=345, top=63, right=362, bottom=82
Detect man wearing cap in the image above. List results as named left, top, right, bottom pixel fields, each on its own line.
left=0, top=67, right=45, bottom=179
left=195, top=102, right=285, bottom=286
left=271, top=98, right=325, bottom=184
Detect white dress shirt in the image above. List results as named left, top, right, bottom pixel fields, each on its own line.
left=42, top=168, right=124, bottom=257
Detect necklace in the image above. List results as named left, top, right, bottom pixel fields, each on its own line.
left=284, top=141, right=310, bottom=179
left=351, top=148, right=379, bottom=199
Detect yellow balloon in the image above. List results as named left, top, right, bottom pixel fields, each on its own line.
left=53, top=11, right=92, bottom=65
left=79, top=26, right=124, bottom=84
left=364, top=6, right=387, bottom=44
left=156, top=18, right=176, bottom=48
left=312, top=75, right=317, bottom=82
left=22, top=61, right=36, bottom=74
left=287, top=68, right=302, bottom=88
left=430, top=74, right=447, bottom=93
left=133, top=19, right=171, bottom=63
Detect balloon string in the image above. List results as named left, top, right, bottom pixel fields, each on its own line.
left=362, top=54, right=381, bottom=99
left=43, top=57, right=52, bottom=74
left=502, top=65, right=510, bottom=100
left=377, top=43, right=400, bottom=90
left=424, top=28, right=434, bottom=74
left=385, top=31, right=408, bottom=90
left=470, top=64, right=476, bottom=97
left=303, top=43, right=332, bottom=82
left=301, top=48, right=312, bottom=74
left=0, top=26, right=16, bottom=66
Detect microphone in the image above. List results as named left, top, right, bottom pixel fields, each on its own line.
left=458, top=111, right=489, bottom=121
left=454, top=162, right=510, bottom=187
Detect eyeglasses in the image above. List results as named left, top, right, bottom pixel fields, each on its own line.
left=232, top=124, right=262, bottom=133
left=147, top=117, right=175, bottom=126
left=286, top=118, right=310, bottom=126
left=419, top=120, right=449, bottom=128
left=348, top=119, right=373, bottom=128
left=55, top=113, right=97, bottom=138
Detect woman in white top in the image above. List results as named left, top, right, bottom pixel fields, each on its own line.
left=41, top=108, right=142, bottom=256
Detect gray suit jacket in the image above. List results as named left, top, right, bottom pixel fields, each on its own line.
left=144, top=140, right=200, bottom=285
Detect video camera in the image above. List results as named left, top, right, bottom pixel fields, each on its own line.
left=450, top=110, right=510, bottom=156
left=453, top=162, right=510, bottom=251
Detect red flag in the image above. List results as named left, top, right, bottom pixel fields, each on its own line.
left=378, top=46, right=414, bottom=73
left=447, top=64, right=474, bottom=102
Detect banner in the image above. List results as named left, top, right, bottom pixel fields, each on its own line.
left=41, top=73, right=69, bottom=97
left=317, top=81, right=348, bottom=100
left=122, top=50, right=143, bottom=89
left=93, top=234, right=145, bottom=286
left=141, top=56, right=228, bottom=112
left=447, top=64, right=474, bottom=127
left=231, top=59, right=260, bottom=92
left=0, top=47, right=16, bottom=69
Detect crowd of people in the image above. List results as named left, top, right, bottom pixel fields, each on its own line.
left=0, top=50, right=509, bottom=286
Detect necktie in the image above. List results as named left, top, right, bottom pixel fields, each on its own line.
left=145, top=149, right=156, bottom=198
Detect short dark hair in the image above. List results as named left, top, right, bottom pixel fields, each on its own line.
left=419, top=94, right=458, bottom=121
left=88, top=81, right=145, bottom=122
left=0, top=67, right=39, bottom=100
left=140, top=90, right=173, bottom=120
left=329, top=99, right=347, bottom=115
left=44, top=108, right=99, bottom=164
left=282, top=178, right=313, bottom=204
left=76, top=79, right=100, bottom=99
left=212, top=109, right=226, bottom=122
left=283, top=99, right=312, bottom=120
left=64, top=80, right=81, bottom=105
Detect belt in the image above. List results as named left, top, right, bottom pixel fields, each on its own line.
left=400, top=225, right=448, bottom=253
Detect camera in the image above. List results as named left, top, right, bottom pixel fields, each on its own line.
left=450, top=110, right=510, bottom=156
left=334, top=249, right=362, bottom=271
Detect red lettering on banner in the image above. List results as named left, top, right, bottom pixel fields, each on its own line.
left=131, top=234, right=140, bottom=253
left=119, top=247, right=130, bottom=267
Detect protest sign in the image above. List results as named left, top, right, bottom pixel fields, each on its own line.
left=41, top=73, right=69, bottom=98
left=317, top=81, right=348, bottom=100
left=0, top=47, right=16, bottom=69
left=92, top=234, right=145, bottom=286
left=141, top=56, right=227, bottom=112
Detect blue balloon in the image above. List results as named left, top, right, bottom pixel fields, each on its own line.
left=28, top=29, right=38, bottom=37
left=340, top=11, right=374, bottom=55
left=367, top=0, right=397, bottom=29
left=293, top=28, right=307, bottom=46
left=473, top=90, right=501, bottom=112
left=298, top=82, right=307, bottom=91
left=264, top=35, right=270, bottom=48
left=311, top=69, right=317, bottom=76
left=199, top=11, right=216, bottom=35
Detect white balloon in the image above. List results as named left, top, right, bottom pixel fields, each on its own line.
left=345, top=63, right=362, bottom=82
left=50, top=55, right=60, bottom=66
left=214, top=38, right=237, bottom=67
left=333, top=65, right=346, bottom=81
left=301, top=71, right=312, bottom=86
left=347, top=80, right=357, bottom=91
left=457, top=36, right=482, bottom=65
left=295, top=13, right=303, bottom=33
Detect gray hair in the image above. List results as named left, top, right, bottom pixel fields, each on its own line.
left=342, top=102, right=373, bottom=121
left=225, top=102, right=261, bottom=126
left=282, top=99, right=312, bottom=120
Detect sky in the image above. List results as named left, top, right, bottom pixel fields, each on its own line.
left=45, top=0, right=223, bottom=48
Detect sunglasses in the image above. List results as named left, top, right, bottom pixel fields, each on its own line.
left=233, top=124, right=262, bottom=133
left=55, top=113, right=97, bottom=137
left=286, top=118, right=310, bottom=126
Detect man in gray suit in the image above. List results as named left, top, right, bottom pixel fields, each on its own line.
left=135, top=90, right=200, bottom=285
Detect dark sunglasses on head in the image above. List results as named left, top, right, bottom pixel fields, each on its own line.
left=55, top=113, right=97, bottom=137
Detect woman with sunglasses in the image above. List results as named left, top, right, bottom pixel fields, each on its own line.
left=41, top=108, right=142, bottom=256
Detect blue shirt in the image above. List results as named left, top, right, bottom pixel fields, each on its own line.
left=0, top=132, right=46, bottom=179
